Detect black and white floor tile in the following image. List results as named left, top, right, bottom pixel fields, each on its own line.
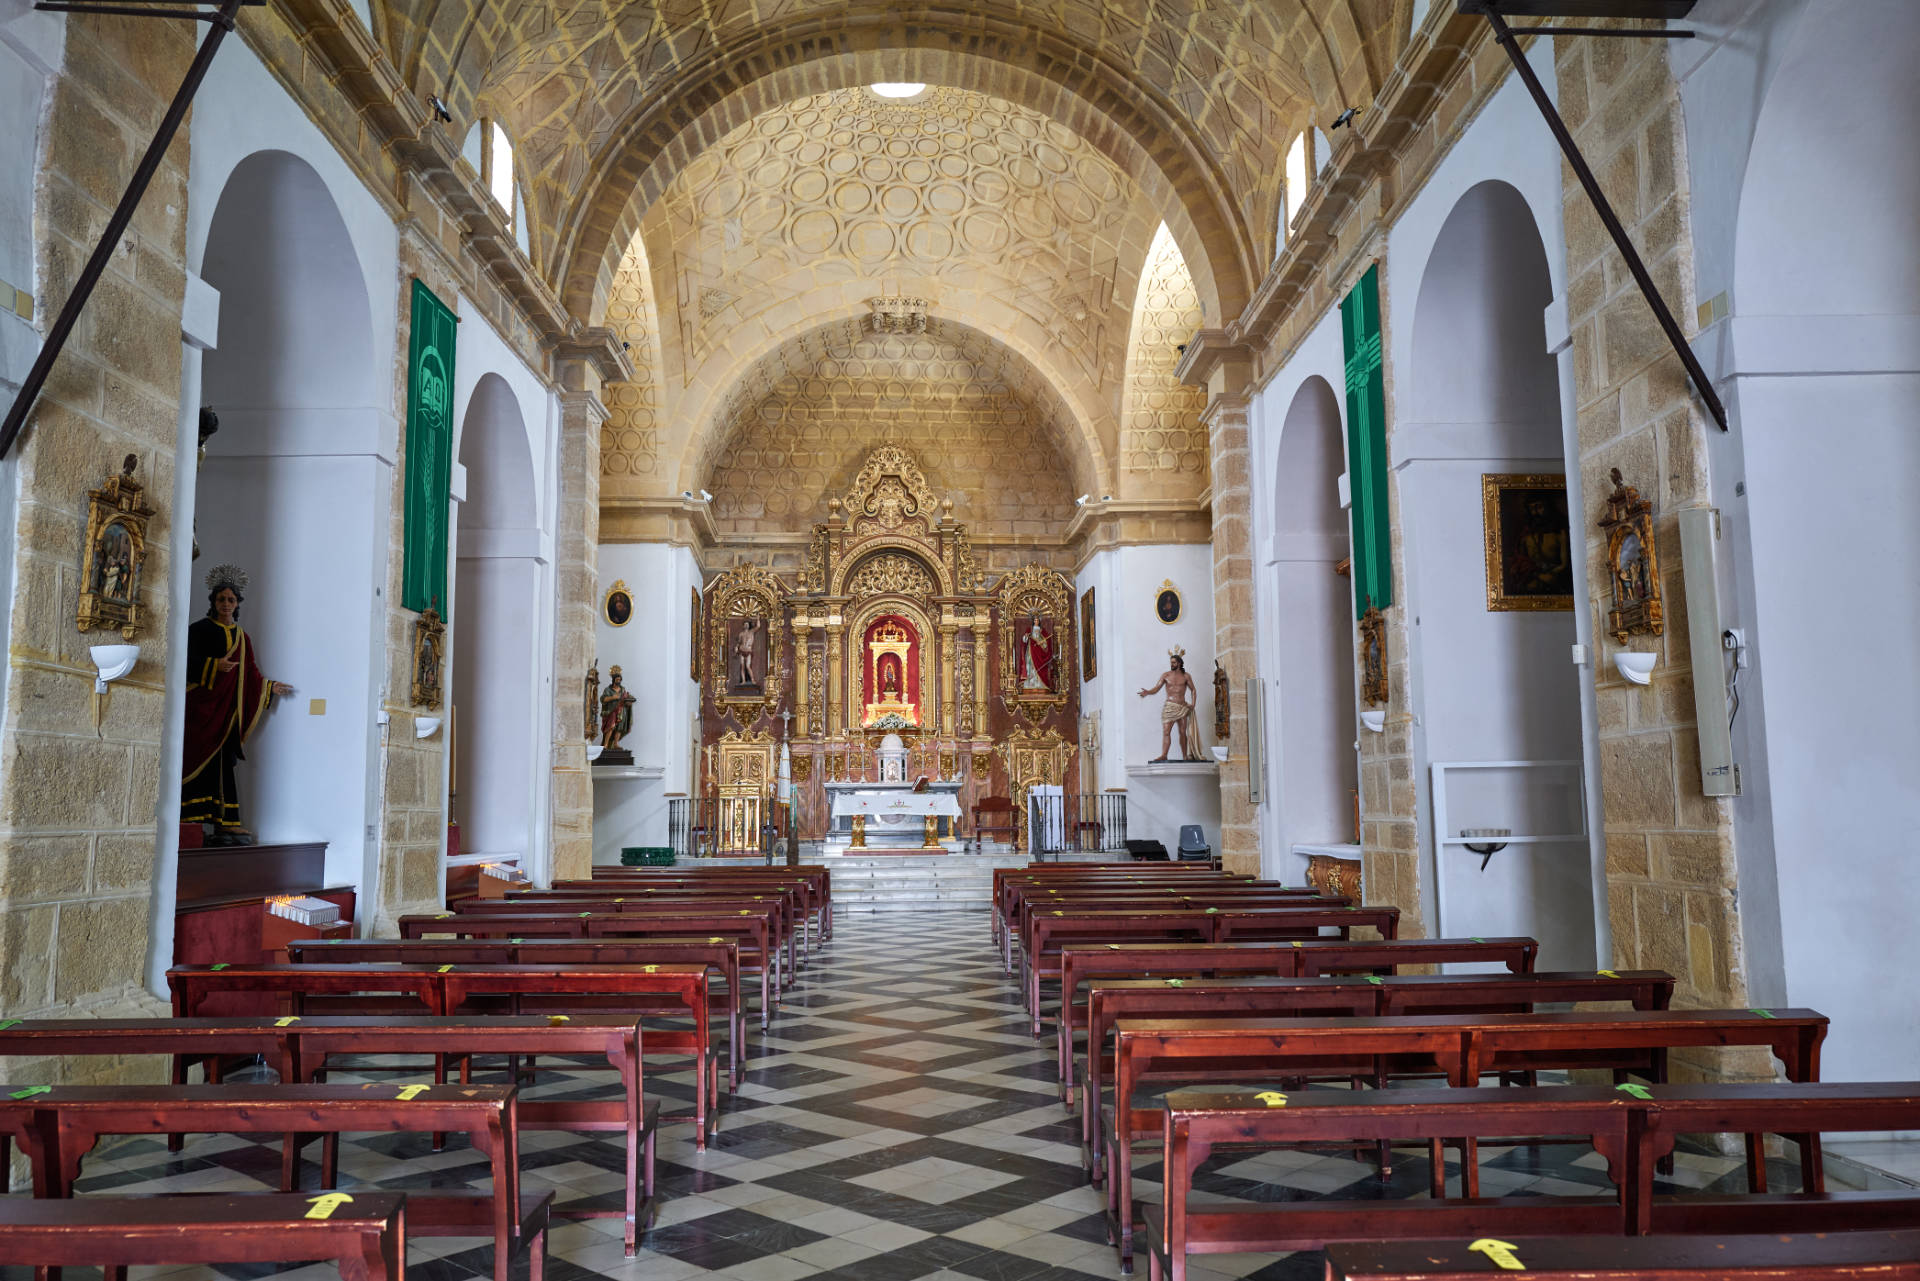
left=23, top=913, right=1785, bottom=1281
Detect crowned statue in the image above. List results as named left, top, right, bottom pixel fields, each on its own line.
left=1138, top=646, right=1202, bottom=762
left=1018, top=615, right=1054, bottom=692
left=598, top=665, right=637, bottom=764
left=181, top=564, right=294, bottom=846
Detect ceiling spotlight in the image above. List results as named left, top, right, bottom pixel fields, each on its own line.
left=1075, top=494, right=1089, bottom=507
left=1331, top=107, right=1359, bottom=131
left=682, top=490, right=694, bottom=500
left=429, top=94, right=453, bottom=124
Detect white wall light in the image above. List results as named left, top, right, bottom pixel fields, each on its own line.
left=1360, top=709, right=1386, bottom=733
left=1613, top=651, right=1657, bottom=686
left=414, top=715, right=443, bottom=739
left=89, top=643, right=139, bottom=693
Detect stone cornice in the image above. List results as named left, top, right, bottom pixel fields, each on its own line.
left=254, top=0, right=601, bottom=379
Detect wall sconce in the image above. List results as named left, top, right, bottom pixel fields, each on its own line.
left=586, top=744, right=604, bottom=762
left=1461, top=827, right=1512, bottom=871
left=1614, top=651, right=1657, bottom=685
left=88, top=643, right=139, bottom=731
left=1359, top=709, right=1385, bottom=733
left=414, top=715, right=442, bottom=739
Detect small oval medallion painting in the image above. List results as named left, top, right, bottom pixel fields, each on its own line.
left=603, top=580, right=633, bottom=627
left=1155, top=580, right=1182, bottom=625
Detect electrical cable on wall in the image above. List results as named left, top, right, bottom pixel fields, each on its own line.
left=1725, top=630, right=1745, bottom=735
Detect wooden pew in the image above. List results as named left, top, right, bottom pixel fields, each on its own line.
left=459, top=895, right=795, bottom=980
left=1055, top=938, right=1543, bottom=1101
left=399, top=910, right=779, bottom=997
left=0, top=1014, right=662, bottom=1254
left=1150, top=1082, right=1920, bottom=1281
left=588, top=865, right=833, bottom=945
left=1023, top=911, right=1218, bottom=1033
left=1326, top=1231, right=1920, bottom=1281
left=533, top=878, right=817, bottom=960
left=993, top=865, right=1241, bottom=960
left=1211, top=905, right=1401, bottom=943
left=1075, top=970, right=1675, bottom=1183
left=0, top=1193, right=409, bottom=1281
left=0, top=1083, right=545, bottom=1281
left=289, top=935, right=751, bottom=1085
left=1009, top=891, right=1346, bottom=969
left=1103, top=1008, right=1829, bottom=1269
left=168, top=962, right=718, bottom=1147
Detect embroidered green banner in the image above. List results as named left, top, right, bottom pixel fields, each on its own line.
left=1340, top=263, right=1391, bottom=619
left=402, top=278, right=456, bottom=614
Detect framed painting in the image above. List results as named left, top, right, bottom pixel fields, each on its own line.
left=1598, top=467, right=1664, bottom=641
left=1155, top=579, right=1182, bottom=625
left=603, top=579, right=633, bottom=627
left=689, top=588, right=701, bottom=681
left=1482, top=474, right=1574, bottom=611
left=1079, top=587, right=1096, bottom=680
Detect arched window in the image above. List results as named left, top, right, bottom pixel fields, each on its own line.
left=1285, top=133, right=1309, bottom=225
left=462, top=118, right=525, bottom=241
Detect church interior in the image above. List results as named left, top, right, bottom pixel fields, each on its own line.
left=0, top=0, right=1918, bottom=1276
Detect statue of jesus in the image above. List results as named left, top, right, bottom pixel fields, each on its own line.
left=1138, top=648, right=1201, bottom=762
left=733, top=617, right=761, bottom=687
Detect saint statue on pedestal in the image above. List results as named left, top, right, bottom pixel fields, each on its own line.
left=1138, top=647, right=1201, bottom=762
left=181, top=564, right=294, bottom=846
left=1019, top=616, right=1054, bottom=692
left=599, top=666, right=636, bottom=752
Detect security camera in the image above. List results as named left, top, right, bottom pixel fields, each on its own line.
left=1075, top=495, right=1089, bottom=507
left=698, top=489, right=713, bottom=502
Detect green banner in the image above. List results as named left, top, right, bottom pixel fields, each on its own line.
left=402, top=279, right=456, bottom=615
left=1340, top=263, right=1391, bottom=619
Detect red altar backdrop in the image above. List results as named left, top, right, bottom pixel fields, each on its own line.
left=862, top=614, right=922, bottom=723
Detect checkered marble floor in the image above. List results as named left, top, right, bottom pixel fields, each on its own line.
left=14, top=913, right=1792, bottom=1281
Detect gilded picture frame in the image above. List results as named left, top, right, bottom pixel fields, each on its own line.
left=1079, top=587, right=1097, bottom=680
left=603, top=579, right=633, bottom=627
left=411, top=603, right=446, bottom=709
left=1358, top=603, right=1388, bottom=706
left=689, top=588, right=702, bottom=681
left=1482, top=473, right=1575, bottom=612
left=1155, top=579, right=1182, bottom=625
left=77, top=455, right=155, bottom=640
left=1598, top=468, right=1664, bottom=641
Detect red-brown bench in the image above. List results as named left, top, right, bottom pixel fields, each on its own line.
left=1325, top=1230, right=1920, bottom=1281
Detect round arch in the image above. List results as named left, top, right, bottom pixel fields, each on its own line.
left=554, top=33, right=1256, bottom=330
left=189, top=148, right=381, bottom=893
left=452, top=372, right=543, bottom=868
left=675, top=305, right=1111, bottom=499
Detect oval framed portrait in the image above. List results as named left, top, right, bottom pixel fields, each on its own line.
left=1155, top=579, right=1182, bottom=625
left=603, top=580, right=633, bottom=628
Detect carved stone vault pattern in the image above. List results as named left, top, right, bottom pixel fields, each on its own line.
left=602, top=240, right=662, bottom=481
left=1122, top=223, right=1212, bottom=487
left=381, top=2, right=1405, bottom=285
left=648, top=87, right=1156, bottom=398
left=703, top=318, right=1079, bottom=539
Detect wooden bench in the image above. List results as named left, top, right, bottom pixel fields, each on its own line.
left=995, top=869, right=1269, bottom=960
left=559, top=873, right=827, bottom=952
left=0, top=1014, right=661, bottom=1254
left=1150, top=1082, right=1920, bottom=1281
left=462, top=894, right=796, bottom=978
left=1076, top=970, right=1675, bottom=1183
left=0, top=1193, right=408, bottom=1281
left=1010, top=891, right=1345, bottom=971
left=587, top=865, right=834, bottom=945
left=290, top=935, right=751, bottom=1084
left=1326, top=1230, right=1920, bottom=1281
left=1055, top=938, right=1543, bottom=1101
left=399, top=910, right=780, bottom=995
left=0, top=1083, right=546, bottom=1281
left=972, top=795, right=1018, bottom=852
left=1104, top=1008, right=1829, bottom=1269
left=1210, top=905, right=1401, bottom=943
left=1023, top=911, right=1219, bottom=1034
left=169, top=961, right=717, bottom=1147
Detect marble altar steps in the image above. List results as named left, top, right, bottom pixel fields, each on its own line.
left=829, top=851, right=1114, bottom=913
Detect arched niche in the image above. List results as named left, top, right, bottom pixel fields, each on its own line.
left=189, top=149, right=383, bottom=892
left=1729, top=0, right=1920, bottom=1082
left=452, top=373, right=543, bottom=870
left=1403, top=178, right=1591, bottom=970
left=1266, top=375, right=1359, bottom=866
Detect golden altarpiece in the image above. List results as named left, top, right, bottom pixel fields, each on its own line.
left=695, top=447, right=1079, bottom=850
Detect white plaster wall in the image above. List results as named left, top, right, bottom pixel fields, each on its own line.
left=592, top=542, right=702, bottom=860
left=0, top=3, right=57, bottom=334
left=1682, top=0, right=1920, bottom=1084
left=1082, top=543, right=1220, bottom=857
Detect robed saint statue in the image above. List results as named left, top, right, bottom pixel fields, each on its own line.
left=181, top=565, right=293, bottom=845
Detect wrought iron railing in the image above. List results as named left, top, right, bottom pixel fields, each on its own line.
left=667, top=797, right=791, bottom=859
left=1025, top=792, right=1129, bottom=859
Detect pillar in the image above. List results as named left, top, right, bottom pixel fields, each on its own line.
left=549, top=383, right=607, bottom=883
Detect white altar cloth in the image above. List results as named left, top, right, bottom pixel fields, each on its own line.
left=829, top=789, right=963, bottom=821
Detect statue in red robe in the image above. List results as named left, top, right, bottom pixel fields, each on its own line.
left=181, top=565, right=292, bottom=846
left=1018, top=616, right=1054, bottom=692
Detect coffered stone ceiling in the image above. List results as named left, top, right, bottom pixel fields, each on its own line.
left=376, top=0, right=1406, bottom=316
left=701, top=317, right=1082, bottom=542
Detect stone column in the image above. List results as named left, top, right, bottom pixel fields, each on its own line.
left=549, top=383, right=607, bottom=884
left=791, top=617, right=812, bottom=737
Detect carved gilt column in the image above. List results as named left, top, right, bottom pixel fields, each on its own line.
left=791, top=617, right=812, bottom=736
left=971, top=618, right=990, bottom=740
left=825, top=621, right=844, bottom=737
left=939, top=616, right=958, bottom=737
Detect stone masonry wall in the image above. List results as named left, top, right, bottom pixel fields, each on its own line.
left=1204, top=393, right=1259, bottom=874
left=1555, top=28, right=1758, bottom=1079
left=551, top=383, right=605, bottom=883
left=0, top=11, right=196, bottom=1119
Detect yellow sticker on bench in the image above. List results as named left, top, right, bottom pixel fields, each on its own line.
left=1468, top=1239, right=1525, bottom=1271
left=436, top=913, right=454, bottom=919
left=275, top=1016, right=300, bottom=1027
left=548, top=1015, right=570, bottom=1025
left=305, top=1193, right=354, bottom=1220
left=1254, top=1091, right=1287, bottom=1107
left=644, top=965, right=659, bottom=973
left=739, top=910, right=751, bottom=915
left=396, top=1085, right=430, bottom=1101
left=438, top=964, right=455, bottom=973
left=709, top=937, right=723, bottom=943
left=1597, top=968, right=1619, bottom=978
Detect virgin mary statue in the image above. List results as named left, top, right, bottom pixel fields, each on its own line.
left=181, top=564, right=293, bottom=846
